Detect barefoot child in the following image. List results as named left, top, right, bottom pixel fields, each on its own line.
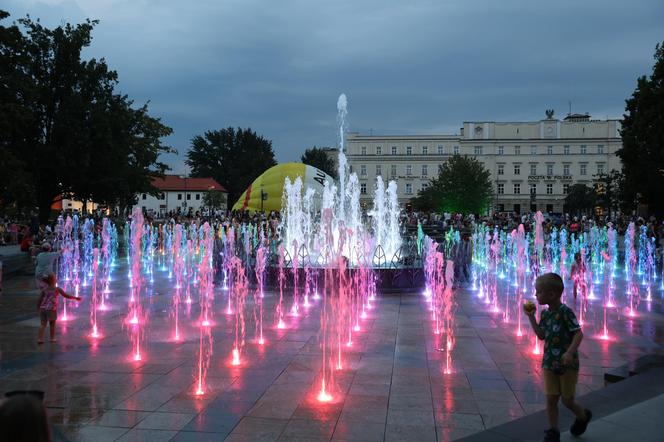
left=37, top=273, right=81, bottom=344
left=524, top=273, right=592, bottom=442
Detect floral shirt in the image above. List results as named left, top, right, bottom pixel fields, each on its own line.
left=39, top=287, right=58, bottom=311
left=540, top=304, right=581, bottom=371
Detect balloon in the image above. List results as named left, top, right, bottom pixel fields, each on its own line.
left=233, top=163, right=333, bottom=212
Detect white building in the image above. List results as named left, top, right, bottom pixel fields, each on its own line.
left=344, top=112, right=622, bottom=214
left=134, top=175, right=227, bottom=217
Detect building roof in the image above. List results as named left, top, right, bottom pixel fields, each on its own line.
left=152, top=175, right=226, bottom=192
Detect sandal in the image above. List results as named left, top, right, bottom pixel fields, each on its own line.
left=570, top=409, right=592, bottom=436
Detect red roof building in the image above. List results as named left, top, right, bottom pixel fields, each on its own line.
left=151, top=175, right=226, bottom=192
left=134, top=175, right=227, bottom=217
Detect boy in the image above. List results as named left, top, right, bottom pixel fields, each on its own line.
left=524, top=273, right=592, bottom=442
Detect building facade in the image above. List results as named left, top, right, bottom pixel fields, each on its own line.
left=344, top=113, right=622, bottom=214
left=134, top=175, right=227, bottom=217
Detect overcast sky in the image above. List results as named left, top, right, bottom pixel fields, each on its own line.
left=4, top=0, right=663, bottom=173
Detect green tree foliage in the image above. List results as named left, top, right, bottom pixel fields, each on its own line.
left=202, top=191, right=227, bottom=210
left=564, top=184, right=596, bottom=216
left=593, top=170, right=628, bottom=217
left=618, top=41, right=664, bottom=216
left=411, top=155, right=492, bottom=214
left=186, top=128, right=277, bottom=207
left=301, top=146, right=337, bottom=179
left=0, top=11, right=173, bottom=221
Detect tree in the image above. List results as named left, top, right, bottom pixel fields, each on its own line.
left=186, top=128, right=277, bottom=207
left=0, top=12, right=173, bottom=221
left=618, top=41, right=664, bottom=216
left=301, top=146, right=337, bottom=179
left=593, top=170, right=629, bottom=218
left=411, top=155, right=492, bottom=214
left=564, top=184, right=596, bottom=216
left=202, top=191, right=227, bottom=211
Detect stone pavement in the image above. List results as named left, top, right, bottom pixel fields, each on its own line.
left=0, top=261, right=662, bottom=441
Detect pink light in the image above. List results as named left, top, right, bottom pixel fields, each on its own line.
left=277, top=319, right=286, bottom=329
left=202, top=320, right=211, bottom=327
left=317, top=380, right=333, bottom=403
left=360, top=311, right=368, bottom=319
left=231, top=348, right=241, bottom=366
left=258, top=337, right=265, bottom=345
left=600, top=332, right=610, bottom=340
left=129, top=316, right=139, bottom=325
left=353, top=325, right=360, bottom=332
left=133, top=352, right=142, bottom=361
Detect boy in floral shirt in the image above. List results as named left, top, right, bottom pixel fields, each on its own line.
left=524, top=273, right=592, bottom=442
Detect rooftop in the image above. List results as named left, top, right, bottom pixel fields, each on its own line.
left=151, top=175, right=226, bottom=192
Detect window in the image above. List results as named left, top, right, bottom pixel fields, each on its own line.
left=546, top=183, right=553, bottom=195
left=547, top=145, right=553, bottom=155
left=514, top=146, right=521, bottom=155
left=547, top=164, right=553, bottom=175
left=564, top=145, right=570, bottom=155
left=195, top=193, right=200, bottom=200
left=530, top=184, right=537, bottom=195
left=361, top=146, right=366, bottom=155
left=376, top=165, right=382, bottom=176
left=453, top=146, right=459, bottom=155
left=530, top=164, right=537, bottom=175
left=580, top=145, right=587, bottom=154
left=187, top=193, right=191, bottom=200
left=360, top=165, right=367, bottom=176
left=497, top=164, right=504, bottom=175
left=514, top=164, right=521, bottom=175
left=422, top=165, right=428, bottom=176
left=498, top=146, right=504, bottom=155
left=514, top=183, right=521, bottom=195
left=406, top=146, right=412, bottom=155
left=142, top=193, right=147, bottom=200
left=531, top=145, right=537, bottom=155
left=474, top=146, right=483, bottom=155
left=360, top=183, right=367, bottom=195
left=422, top=146, right=428, bottom=155
left=563, top=184, right=570, bottom=194
left=497, top=183, right=504, bottom=194
left=597, top=163, right=604, bottom=175
left=178, top=193, right=182, bottom=200
left=160, top=193, right=165, bottom=200
left=391, top=165, right=397, bottom=177
left=597, top=145, right=604, bottom=154
left=580, top=164, right=587, bottom=175
left=437, top=145, right=444, bottom=155
left=406, top=165, right=412, bottom=175
left=563, top=164, right=570, bottom=175
left=405, top=183, right=413, bottom=195
left=376, top=146, right=382, bottom=155
left=392, top=146, right=397, bottom=155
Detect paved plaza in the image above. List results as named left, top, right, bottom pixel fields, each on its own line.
left=1, top=255, right=663, bottom=441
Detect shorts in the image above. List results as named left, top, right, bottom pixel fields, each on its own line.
left=40, top=310, right=57, bottom=322
left=543, top=368, right=578, bottom=398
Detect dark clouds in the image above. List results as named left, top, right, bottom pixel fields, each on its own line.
left=5, top=1, right=663, bottom=172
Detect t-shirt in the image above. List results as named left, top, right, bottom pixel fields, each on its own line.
left=35, top=252, right=60, bottom=278
left=40, top=287, right=58, bottom=311
left=540, top=304, right=581, bottom=371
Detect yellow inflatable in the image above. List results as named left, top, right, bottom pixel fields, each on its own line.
left=232, top=163, right=333, bottom=212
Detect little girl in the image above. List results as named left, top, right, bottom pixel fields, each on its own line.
left=37, top=273, right=81, bottom=343
left=570, top=251, right=587, bottom=300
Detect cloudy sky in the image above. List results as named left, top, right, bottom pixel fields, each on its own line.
left=4, top=0, right=663, bottom=173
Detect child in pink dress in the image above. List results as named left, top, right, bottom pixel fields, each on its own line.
left=37, top=274, right=81, bottom=343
